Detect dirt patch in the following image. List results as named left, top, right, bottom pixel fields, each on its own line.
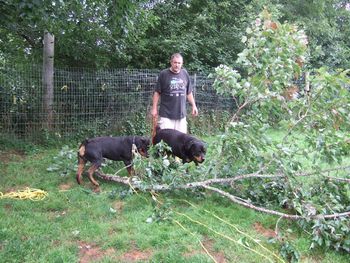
left=120, top=249, right=153, bottom=262
left=203, top=237, right=226, bottom=263
left=78, top=241, right=115, bottom=263
left=119, top=241, right=153, bottom=262
left=184, top=236, right=227, bottom=263
left=0, top=150, right=26, bottom=164
left=253, top=222, right=277, bottom=238
left=3, top=204, right=13, bottom=211
left=59, top=182, right=73, bottom=191
left=113, top=200, right=124, bottom=212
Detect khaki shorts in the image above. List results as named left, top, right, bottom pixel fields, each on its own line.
left=158, top=117, right=187, bottom=133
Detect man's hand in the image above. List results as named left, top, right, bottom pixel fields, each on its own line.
left=187, top=92, right=198, bottom=117
left=192, top=105, right=198, bottom=116
left=151, top=108, right=158, bottom=118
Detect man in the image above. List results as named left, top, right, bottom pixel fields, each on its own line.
left=151, top=53, right=198, bottom=133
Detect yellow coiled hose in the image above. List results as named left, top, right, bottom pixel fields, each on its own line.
left=0, top=187, right=48, bottom=201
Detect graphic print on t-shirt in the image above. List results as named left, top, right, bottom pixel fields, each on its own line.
left=169, top=77, right=186, bottom=96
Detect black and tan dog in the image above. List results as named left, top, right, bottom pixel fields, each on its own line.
left=153, top=128, right=206, bottom=165
left=76, top=136, right=150, bottom=186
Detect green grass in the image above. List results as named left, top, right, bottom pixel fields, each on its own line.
left=0, top=141, right=349, bottom=263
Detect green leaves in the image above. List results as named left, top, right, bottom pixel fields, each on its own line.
left=210, top=9, right=350, bottom=253
left=311, top=216, right=350, bottom=252
left=212, top=8, right=350, bottom=176
left=47, top=145, right=77, bottom=177
left=237, top=8, right=308, bottom=91
left=210, top=65, right=242, bottom=97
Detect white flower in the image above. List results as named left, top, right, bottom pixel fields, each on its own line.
left=163, top=159, right=170, bottom=167
left=244, top=82, right=251, bottom=88
left=255, top=18, right=262, bottom=27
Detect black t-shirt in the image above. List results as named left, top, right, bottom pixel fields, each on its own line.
left=155, top=68, right=192, bottom=119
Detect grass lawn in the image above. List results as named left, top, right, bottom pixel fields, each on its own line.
left=0, top=138, right=349, bottom=262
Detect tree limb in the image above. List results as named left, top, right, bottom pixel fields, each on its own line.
left=96, top=165, right=350, bottom=188
left=94, top=167, right=350, bottom=221
left=202, top=185, right=350, bottom=220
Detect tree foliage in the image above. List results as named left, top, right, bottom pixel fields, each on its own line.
left=276, top=0, right=350, bottom=69
left=0, top=0, right=158, bottom=67
left=210, top=9, right=350, bottom=253
left=137, top=0, right=251, bottom=71
left=2, top=0, right=348, bottom=70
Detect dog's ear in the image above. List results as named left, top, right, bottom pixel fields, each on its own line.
left=141, top=137, right=150, bottom=147
left=184, top=140, right=194, bottom=154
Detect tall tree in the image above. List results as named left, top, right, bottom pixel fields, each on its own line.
left=1, top=0, right=349, bottom=69
left=133, top=0, right=252, bottom=71
left=271, top=0, right=350, bottom=69
left=0, top=0, right=156, bottom=68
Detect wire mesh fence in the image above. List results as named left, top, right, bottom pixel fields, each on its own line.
left=0, top=64, right=234, bottom=142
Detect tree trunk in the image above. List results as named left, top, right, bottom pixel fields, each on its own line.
left=42, top=31, right=55, bottom=130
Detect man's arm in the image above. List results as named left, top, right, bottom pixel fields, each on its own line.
left=187, top=92, right=198, bottom=116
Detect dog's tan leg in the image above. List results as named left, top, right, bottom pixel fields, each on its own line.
left=76, top=156, right=86, bottom=185
left=127, top=166, right=135, bottom=177
left=87, top=164, right=100, bottom=186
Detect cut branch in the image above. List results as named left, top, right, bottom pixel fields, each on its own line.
left=94, top=167, right=350, bottom=221
left=202, top=185, right=350, bottom=220
left=96, top=165, right=350, bottom=188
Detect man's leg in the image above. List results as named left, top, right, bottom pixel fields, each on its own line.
left=159, top=117, right=187, bottom=133
left=174, top=118, right=187, bottom=133
left=158, top=117, right=174, bottom=129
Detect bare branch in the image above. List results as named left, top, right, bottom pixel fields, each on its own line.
left=203, top=185, right=350, bottom=220
left=96, top=165, right=350, bottom=188
left=95, top=167, right=350, bottom=221
left=203, top=185, right=301, bottom=219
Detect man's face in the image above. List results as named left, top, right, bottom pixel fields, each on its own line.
left=170, top=56, right=183, bottom=73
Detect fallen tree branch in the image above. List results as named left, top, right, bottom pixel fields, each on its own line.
left=229, top=165, right=350, bottom=183
left=325, top=176, right=350, bottom=183
left=202, top=185, right=350, bottom=220
left=96, top=165, right=350, bottom=188
left=95, top=171, right=130, bottom=184
left=94, top=169, right=350, bottom=221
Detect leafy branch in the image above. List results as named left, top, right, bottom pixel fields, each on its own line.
left=95, top=163, right=350, bottom=220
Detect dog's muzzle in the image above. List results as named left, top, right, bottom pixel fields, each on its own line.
left=194, top=155, right=205, bottom=163
left=139, top=149, right=149, bottom=157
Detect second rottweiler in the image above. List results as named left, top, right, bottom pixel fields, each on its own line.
left=76, top=136, right=150, bottom=186
left=153, top=128, right=206, bottom=164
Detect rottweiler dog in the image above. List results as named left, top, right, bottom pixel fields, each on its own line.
left=76, top=136, right=150, bottom=186
left=153, top=128, right=206, bottom=165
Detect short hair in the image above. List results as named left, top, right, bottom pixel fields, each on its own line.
left=170, top=53, right=183, bottom=61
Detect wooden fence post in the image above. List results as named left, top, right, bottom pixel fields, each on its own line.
left=42, top=31, right=55, bottom=130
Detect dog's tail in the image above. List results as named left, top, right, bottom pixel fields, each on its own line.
left=77, top=139, right=89, bottom=158
left=76, top=139, right=88, bottom=184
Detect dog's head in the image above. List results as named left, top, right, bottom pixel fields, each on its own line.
left=185, top=139, right=206, bottom=164
left=135, top=136, right=150, bottom=157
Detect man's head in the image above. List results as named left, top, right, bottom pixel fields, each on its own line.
left=170, top=53, right=183, bottom=73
